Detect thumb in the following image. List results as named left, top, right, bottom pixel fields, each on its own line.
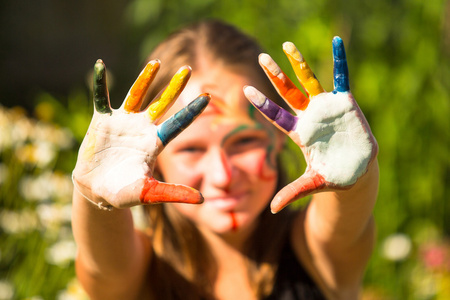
left=271, top=170, right=325, bottom=213
left=139, top=177, right=204, bottom=205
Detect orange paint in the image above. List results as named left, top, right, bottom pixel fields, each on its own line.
left=124, top=61, right=160, bottom=112
left=262, top=65, right=309, bottom=111
left=140, top=177, right=203, bottom=204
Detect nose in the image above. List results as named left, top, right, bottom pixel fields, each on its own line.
left=204, top=148, right=233, bottom=190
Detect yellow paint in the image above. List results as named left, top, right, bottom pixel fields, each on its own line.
left=124, top=61, right=160, bottom=112
left=283, top=42, right=324, bottom=96
left=147, top=67, right=190, bottom=121
left=82, top=130, right=97, bottom=161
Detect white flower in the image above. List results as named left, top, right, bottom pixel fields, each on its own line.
left=0, top=210, right=39, bottom=234
left=0, top=280, right=14, bottom=300
left=20, top=172, right=73, bottom=202
left=57, top=278, right=89, bottom=300
left=382, top=233, right=412, bottom=261
left=36, top=203, right=72, bottom=229
left=45, top=240, right=77, bottom=266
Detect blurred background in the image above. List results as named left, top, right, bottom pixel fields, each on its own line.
left=0, top=0, right=449, bottom=299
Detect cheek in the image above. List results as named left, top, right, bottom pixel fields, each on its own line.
left=234, top=148, right=278, bottom=181
left=156, top=155, right=201, bottom=186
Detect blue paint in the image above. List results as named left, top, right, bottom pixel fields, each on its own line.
left=253, top=97, right=297, bottom=133
left=332, top=37, right=350, bottom=93
left=157, top=94, right=210, bottom=146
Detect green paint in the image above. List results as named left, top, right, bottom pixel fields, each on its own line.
left=93, top=60, right=112, bottom=114
left=248, top=103, right=256, bottom=120
left=221, top=124, right=252, bottom=146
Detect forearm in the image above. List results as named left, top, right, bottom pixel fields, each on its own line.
left=307, top=158, right=379, bottom=247
left=71, top=189, right=147, bottom=281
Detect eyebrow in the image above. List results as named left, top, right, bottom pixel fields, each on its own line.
left=220, top=124, right=265, bottom=146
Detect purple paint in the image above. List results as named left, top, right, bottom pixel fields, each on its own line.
left=255, top=97, right=297, bottom=132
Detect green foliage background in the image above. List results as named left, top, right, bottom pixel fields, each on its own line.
left=0, top=0, right=449, bottom=299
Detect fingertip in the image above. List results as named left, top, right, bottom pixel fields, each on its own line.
left=283, top=42, right=303, bottom=62
left=270, top=198, right=283, bottom=214
left=258, top=53, right=271, bottom=65
left=199, top=93, right=211, bottom=101
left=332, top=36, right=346, bottom=59
left=94, top=59, right=106, bottom=75
left=243, top=86, right=265, bottom=107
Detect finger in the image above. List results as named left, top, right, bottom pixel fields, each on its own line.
left=332, top=36, right=350, bottom=93
left=93, top=59, right=113, bottom=114
left=244, top=86, right=297, bottom=135
left=140, top=177, right=204, bottom=204
left=146, top=66, right=191, bottom=122
left=157, top=93, right=211, bottom=146
left=282, top=42, right=325, bottom=97
left=122, top=60, right=160, bottom=112
left=259, top=53, right=309, bottom=111
left=271, top=171, right=326, bottom=214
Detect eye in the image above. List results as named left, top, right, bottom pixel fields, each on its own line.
left=177, top=145, right=205, bottom=154
left=229, top=132, right=269, bottom=153
left=235, top=136, right=261, bottom=145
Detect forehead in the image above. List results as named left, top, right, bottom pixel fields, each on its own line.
left=171, top=67, right=262, bottom=123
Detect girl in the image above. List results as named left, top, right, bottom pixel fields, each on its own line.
left=72, top=20, right=379, bottom=299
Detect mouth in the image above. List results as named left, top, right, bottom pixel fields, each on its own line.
left=204, top=193, right=247, bottom=210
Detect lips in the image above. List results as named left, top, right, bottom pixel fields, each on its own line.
left=204, top=193, right=247, bottom=210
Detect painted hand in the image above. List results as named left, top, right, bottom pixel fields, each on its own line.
left=72, top=59, right=210, bottom=209
left=244, top=37, right=378, bottom=213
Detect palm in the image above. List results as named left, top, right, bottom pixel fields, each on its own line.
left=244, top=37, right=377, bottom=213
left=72, top=60, right=210, bottom=209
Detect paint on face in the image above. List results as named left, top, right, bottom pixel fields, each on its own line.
left=230, top=211, right=238, bottom=232
left=259, top=54, right=309, bottom=111
left=140, top=177, right=203, bottom=204
left=220, top=150, right=232, bottom=190
left=147, top=66, right=191, bottom=121
left=282, top=42, right=324, bottom=97
left=257, top=145, right=277, bottom=181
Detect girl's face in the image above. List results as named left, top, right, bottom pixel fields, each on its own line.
left=157, top=65, right=283, bottom=235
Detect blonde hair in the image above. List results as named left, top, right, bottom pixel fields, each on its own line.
left=143, top=19, right=296, bottom=299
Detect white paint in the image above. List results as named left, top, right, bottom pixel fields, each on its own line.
left=243, top=86, right=265, bottom=106
left=282, top=42, right=304, bottom=62
left=293, top=92, right=373, bottom=186
left=79, top=111, right=158, bottom=198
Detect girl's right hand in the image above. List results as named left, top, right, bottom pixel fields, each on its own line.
left=72, top=59, right=210, bottom=210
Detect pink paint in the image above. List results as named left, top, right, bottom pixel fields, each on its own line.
left=256, top=153, right=277, bottom=181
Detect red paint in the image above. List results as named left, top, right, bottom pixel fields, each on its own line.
left=220, top=151, right=232, bottom=192
left=257, top=153, right=277, bottom=181
left=272, top=171, right=326, bottom=213
left=140, top=177, right=203, bottom=204
left=230, top=211, right=238, bottom=232
left=263, top=65, right=309, bottom=110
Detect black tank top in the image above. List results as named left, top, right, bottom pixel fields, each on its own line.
left=263, top=240, right=327, bottom=300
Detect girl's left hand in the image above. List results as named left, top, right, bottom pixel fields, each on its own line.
left=244, top=37, right=378, bottom=213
